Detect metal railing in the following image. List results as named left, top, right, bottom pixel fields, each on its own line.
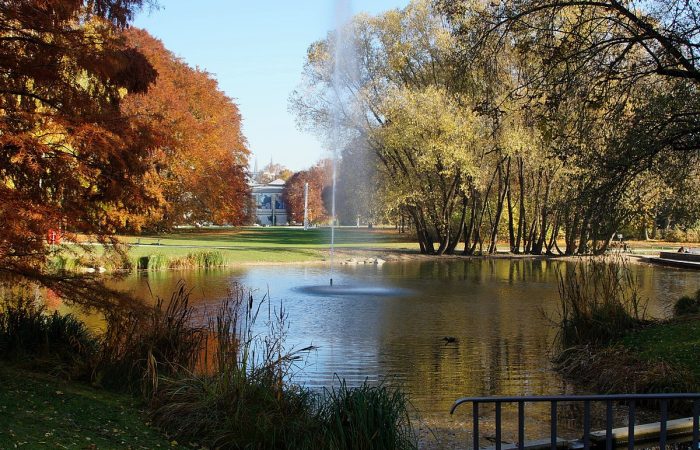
left=450, top=394, right=700, bottom=450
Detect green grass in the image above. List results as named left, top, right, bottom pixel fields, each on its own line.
left=0, top=366, right=187, bottom=449
left=51, top=227, right=418, bottom=271
left=121, top=226, right=415, bottom=249
left=126, top=246, right=327, bottom=265
left=620, top=318, right=700, bottom=381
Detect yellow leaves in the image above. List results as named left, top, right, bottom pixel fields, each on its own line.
left=378, top=85, right=483, bottom=176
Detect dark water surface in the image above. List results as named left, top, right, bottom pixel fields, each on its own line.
left=90, top=259, right=699, bottom=447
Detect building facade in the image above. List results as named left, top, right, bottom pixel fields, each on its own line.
left=251, top=178, right=288, bottom=226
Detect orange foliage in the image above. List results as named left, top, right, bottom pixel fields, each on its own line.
left=122, top=29, right=250, bottom=228
left=0, top=0, right=161, bottom=275
left=282, top=162, right=331, bottom=224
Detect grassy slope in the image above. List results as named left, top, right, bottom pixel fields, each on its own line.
left=0, top=367, right=186, bottom=449
left=620, top=318, right=700, bottom=381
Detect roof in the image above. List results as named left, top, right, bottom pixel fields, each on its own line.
left=268, top=178, right=286, bottom=186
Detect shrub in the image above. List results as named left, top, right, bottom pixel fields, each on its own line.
left=673, top=289, right=700, bottom=316
left=555, top=255, right=647, bottom=348
left=135, top=254, right=169, bottom=271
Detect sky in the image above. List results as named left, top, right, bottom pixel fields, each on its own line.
left=133, top=0, right=410, bottom=172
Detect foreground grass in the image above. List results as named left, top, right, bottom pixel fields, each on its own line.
left=620, top=317, right=700, bottom=383
left=0, top=366, right=185, bottom=449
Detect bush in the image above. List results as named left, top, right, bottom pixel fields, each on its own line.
left=555, top=255, right=647, bottom=348
left=664, top=226, right=700, bottom=243
left=0, top=294, right=98, bottom=375
left=673, top=289, right=700, bottom=316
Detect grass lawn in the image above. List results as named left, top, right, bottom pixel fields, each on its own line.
left=58, top=227, right=418, bottom=269
left=620, top=317, right=700, bottom=382
left=119, top=226, right=416, bottom=249
left=0, top=366, right=186, bottom=449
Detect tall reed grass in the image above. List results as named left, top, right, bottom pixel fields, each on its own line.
left=95, top=281, right=206, bottom=394
left=0, top=293, right=97, bottom=376
left=318, top=378, right=416, bottom=450
left=134, top=250, right=226, bottom=271
left=555, top=255, right=647, bottom=348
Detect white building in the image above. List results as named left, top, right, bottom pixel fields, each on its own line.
left=251, top=178, right=288, bottom=226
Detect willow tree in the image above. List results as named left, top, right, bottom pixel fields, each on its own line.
left=375, top=86, right=487, bottom=254
left=291, top=0, right=491, bottom=254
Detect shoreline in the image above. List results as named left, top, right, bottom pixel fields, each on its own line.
left=64, top=246, right=675, bottom=274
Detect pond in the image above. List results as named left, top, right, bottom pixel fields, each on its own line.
left=78, top=259, right=700, bottom=447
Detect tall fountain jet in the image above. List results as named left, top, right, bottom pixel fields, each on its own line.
left=329, top=0, right=353, bottom=286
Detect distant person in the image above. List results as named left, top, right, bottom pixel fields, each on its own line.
left=678, top=246, right=686, bottom=253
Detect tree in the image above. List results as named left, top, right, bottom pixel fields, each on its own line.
left=0, top=0, right=160, bottom=283
left=282, top=163, right=330, bottom=224
left=122, top=29, right=250, bottom=228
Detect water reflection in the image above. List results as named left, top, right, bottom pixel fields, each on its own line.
left=57, top=259, right=699, bottom=444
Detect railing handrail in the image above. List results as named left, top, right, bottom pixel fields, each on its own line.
left=450, top=393, right=700, bottom=450
left=451, top=393, right=700, bottom=414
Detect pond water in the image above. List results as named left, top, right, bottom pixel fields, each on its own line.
left=79, top=259, right=700, bottom=447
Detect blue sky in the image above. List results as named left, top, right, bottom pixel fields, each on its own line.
left=134, top=1, right=410, bottom=172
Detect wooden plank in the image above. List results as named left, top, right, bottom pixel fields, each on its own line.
left=484, top=438, right=569, bottom=450
left=589, top=417, right=695, bottom=445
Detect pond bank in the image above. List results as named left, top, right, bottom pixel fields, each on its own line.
left=554, top=316, right=700, bottom=396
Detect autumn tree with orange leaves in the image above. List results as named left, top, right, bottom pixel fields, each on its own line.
left=282, top=162, right=331, bottom=224
left=0, top=0, right=161, bottom=285
left=123, top=29, right=250, bottom=229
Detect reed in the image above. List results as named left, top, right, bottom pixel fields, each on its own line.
left=0, top=293, right=97, bottom=376
left=317, top=378, right=417, bottom=450
left=555, top=255, right=647, bottom=348
left=95, top=281, right=206, bottom=394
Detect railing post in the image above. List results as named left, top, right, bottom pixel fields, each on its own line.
left=551, top=400, right=557, bottom=450
left=693, top=399, right=699, bottom=450
left=605, top=400, right=613, bottom=450
left=474, top=402, right=480, bottom=450
left=583, top=400, right=591, bottom=450
left=518, top=401, right=525, bottom=450
left=496, top=402, right=502, bottom=450
left=660, top=399, right=668, bottom=450
left=628, top=400, right=635, bottom=450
